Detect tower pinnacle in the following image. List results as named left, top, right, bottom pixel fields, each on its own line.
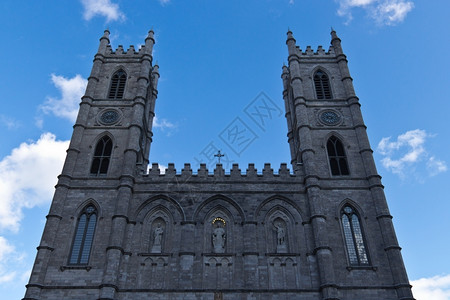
left=97, top=29, right=110, bottom=54
left=145, top=29, right=156, bottom=54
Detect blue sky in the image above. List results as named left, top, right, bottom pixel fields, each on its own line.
left=0, top=0, right=449, bottom=299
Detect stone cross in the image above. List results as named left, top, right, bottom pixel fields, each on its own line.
left=214, top=150, right=225, bottom=164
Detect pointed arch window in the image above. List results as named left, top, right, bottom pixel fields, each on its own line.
left=108, top=69, right=126, bottom=99
left=69, top=205, right=97, bottom=265
left=314, top=70, right=332, bottom=99
left=327, top=136, right=349, bottom=176
left=90, top=136, right=112, bottom=176
left=341, top=205, right=369, bottom=266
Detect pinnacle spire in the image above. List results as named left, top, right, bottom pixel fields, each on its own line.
left=97, top=29, right=110, bottom=54
left=144, top=29, right=156, bottom=55
left=330, top=27, right=339, bottom=42
left=287, top=28, right=294, bottom=40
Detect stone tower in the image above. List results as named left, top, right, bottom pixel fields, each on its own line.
left=24, top=30, right=414, bottom=300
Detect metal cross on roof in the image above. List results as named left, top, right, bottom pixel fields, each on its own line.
left=214, top=150, right=225, bottom=164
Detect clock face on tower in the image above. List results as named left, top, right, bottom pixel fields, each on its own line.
left=319, top=110, right=341, bottom=126
left=99, top=109, right=120, bottom=125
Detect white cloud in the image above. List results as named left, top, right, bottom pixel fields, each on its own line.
left=40, top=74, right=87, bottom=123
left=80, top=0, right=125, bottom=22
left=0, top=236, right=27, bottom=284
left=377, top=129, right=447, bottom=178
left=336, top=0, right=414, bottom=25
left=153, top=116, right=175, bottom=130
left=412, top=274, right=450, bottom=300
left=153, top=116, right=177, bottom=136
left=0, top=115, right=20, bottom=130
left=373, top=0, right=414, bottom=25
left=0, top=236, right=16, bottom=283
left=158, top=0, right=170, bottom=5
left=0, top=133, right=69, bottom=232
left=427, top=156, right=448, bottom=177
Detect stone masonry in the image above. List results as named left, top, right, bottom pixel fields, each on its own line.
left=23, top=29, right=415, bottom=300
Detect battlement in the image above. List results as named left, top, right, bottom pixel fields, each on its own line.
left=105, top=44, right=149, bottom=55
left=144, top=163, right=297, bottom=179
left=294, top=45, right=335, bottom=56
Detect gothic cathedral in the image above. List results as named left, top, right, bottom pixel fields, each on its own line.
left=24, top=30, right=415, bottom=300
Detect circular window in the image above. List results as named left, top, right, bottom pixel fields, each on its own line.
left=99, top=110, right=120, bottom=125
left=319, top=110, right=341, bottom=126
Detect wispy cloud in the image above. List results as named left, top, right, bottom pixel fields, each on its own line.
left=0, top=133, right=68, bottom=233
left=0, top=115, right=20, bottom=130
left=158, top=0, right=170, bottom=6
left=80, top=0, right=125, bottom=22
left=377, top=129, right=447, bottom=179
left=153, top=116, right=177, bottom=136
left=0, top=236, right=17, bottom=283
left=411, top=274, right=450, bottom=300
left=427, top=156, right=448, bottom=176
left=336, top=0, right=414, bottom=25
left=40, top=74, right=87, bottom=123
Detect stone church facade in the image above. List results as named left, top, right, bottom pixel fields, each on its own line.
left=23, top=30, right=415, bottom=300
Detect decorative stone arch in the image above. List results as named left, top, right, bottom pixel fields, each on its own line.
left=110, top=65, right=128, bottom=77
left=140, top=205, right=174, bottom=253
left=310, top=65, right=333, bottom=80
left=265, top=206, right=296, bottom=254
left=135, top=194, right=185, bottom=223
left=138, top=256, right=168, bottom=289
left=255, top=195, right=303, bottom=221
left=133, top=195, right=184, bottom=255
left=321, top=131, right=346, bottom=148
left=335, top=198, right=366, bottom=220
left=74, top=198, right=101, bottom=218
left=255, top=196, right=304, bottom=254
left=202, top=204, right=235, bottom=254
left=193, top=194, right=245, bottom=223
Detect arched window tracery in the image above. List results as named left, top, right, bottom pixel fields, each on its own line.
left=341, top=205, right=369, bottom=266
left=314, top=70, right=332, bottom=99
left=69, top=205, right=97, bottom=265
left=90, top=136, right=112, bottom=176
left=327, top=136, right=349, bottom=176
left=108, top=69, right=126, bottom=99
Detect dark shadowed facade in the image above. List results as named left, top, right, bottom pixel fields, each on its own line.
left=23, top=29, right=415, bottom=300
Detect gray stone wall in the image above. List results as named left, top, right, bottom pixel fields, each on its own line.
left=23, top=30, right=414, bottom=300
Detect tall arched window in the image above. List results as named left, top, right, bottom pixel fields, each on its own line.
left=69, top=205, right=98, bottom=265
left=327, top=136, right=349, bottom=176
left=341, top=205, right=369, bottom=266
left=108, top=69, right=126, bottom=99
left=314, top=70, right=332, bottom=99
left=90, top=136, right=112, bottom=176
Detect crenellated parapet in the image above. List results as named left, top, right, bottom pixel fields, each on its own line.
left=298, top=45, right=335, bottom=56
left=145, top=163, right=296, bottom=180
left=97, top=29, right=155, bottom=60
left=286, top=30, right=338, bottom=59
left=104, top=44, right=151, bottom=56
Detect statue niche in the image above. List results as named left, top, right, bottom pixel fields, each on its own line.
left=151, top=219, right=166, bottom=253
left=273, top=218, right=287, bottom=253
left=212, top=217, right=226, bottom=253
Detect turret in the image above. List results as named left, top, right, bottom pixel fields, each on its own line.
left=97, top=29, right=110, bottom=54
left=144, top=29, right=156, bottom=55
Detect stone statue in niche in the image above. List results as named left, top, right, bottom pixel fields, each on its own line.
left=212, top=218, right=226, bottom=253
left=151, top=222, right=164, bottom=253
left=273, top=220, right=287, bottom=253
